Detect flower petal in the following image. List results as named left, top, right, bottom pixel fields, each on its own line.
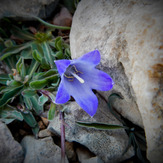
left=63, top=78, right=98, bottom=116
left=77, top=50, right=101, bottom=66
left=73, top=63, right=114, bottom=91
left=75, top=91, right=98, bottom=117
left=55, top=81, right=70, bottom=104
left=55, top=60, right=71, bottom=76
left=88, top=69, right=114, bottom=91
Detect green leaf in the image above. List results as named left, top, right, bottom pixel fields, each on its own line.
left=30, top=79, right=48, bottom=89
left=40, top=57, right=51, bottom=69
left=45, top=74, right=59, bottom=82
left=48, top=39, right=56, bottom=48
left=0, top=81, right=22, bottom=93
left=42, top=69, right=58, bottom=78
left=44, top=86, right=56, bottom=92
left=21, top=58, right=26, bottom=78
left=21, top=48, right=33, bottom=59
left=27, top=60, right=40, bottom=80
left=48, top=102, right=56, bottom=120
left=22, top=89, right=36, bottom=97
left=64, top=48, right=71, bottom=59
left=4, top=39, right=15, bottom=47
left=11, top=25, right=35, bottom=40
left=0, top=86, right=6, bottom=93
left=7, top=80, right=22, bottom=87
left=39, top=90, right=56, bottom=103
left=42, top=42, right=54, bottom=68
left=0, top=74, right=10, bottom=85
left=0, top=85, right=23, bottom=107
left=0, top=105, right=23, bottom=124
left=55, top=51, right=63, bottom=59
left=38, top=94, right=48, bottom=106
left=122, top=132, right=133, bottom=156
left=51, top=78, right=60, bottom=88
left=0, top=42, right=32, bottom=61
left=76, top=121, right=126, bottom=130
left=16, top=57, right=22, bottom=73
left=32, top=49, right=42, bottom=62
left=31, top=42, right=44, bottom=57
left=16, top=57, right=26, bottom=77
left=22, top=111, right=37, bottom=128
left=107, top=93, right=124, bottom=123
left=32, top=124, right=40, bottom=138
left=55, top=37, right=63, bottom=51
left=30, top=74, right=58, bottom=89
left=23, top=97, right=32, bottom=110
left=34, top=32, right=52, bottom=43
left=0, top=118, right=15, bottom=124
left=137, top=147, right=145, bottom=163
left=29, top=95, right=43, bottom=115
left=4, top=56, right=17, bottom=69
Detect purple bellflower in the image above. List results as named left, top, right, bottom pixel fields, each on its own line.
left=55, top=50, right=114, bottom=117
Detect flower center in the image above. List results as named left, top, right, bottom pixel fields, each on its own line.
left=64, top=65, right=85, bottom=83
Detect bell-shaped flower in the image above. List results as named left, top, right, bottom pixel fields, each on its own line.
left=55, top=50, right=114, bottom=117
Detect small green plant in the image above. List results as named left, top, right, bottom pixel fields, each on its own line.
left=0, top=18, right=71, bottom=137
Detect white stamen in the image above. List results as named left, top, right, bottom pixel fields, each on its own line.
left=71, top=72, right=84, bottom=83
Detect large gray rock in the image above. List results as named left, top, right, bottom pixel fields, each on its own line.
left=70, top=0, right=163, bottom=162
left=21, top=136, right=69, bottom=163
left=0, top=121, right=24, bottom=163
left=0, top=0, right=59, bottom=20
left=48, top=98, right=134, bottom=163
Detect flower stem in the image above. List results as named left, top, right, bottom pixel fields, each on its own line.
left=60, top=111, right=65, bottom=163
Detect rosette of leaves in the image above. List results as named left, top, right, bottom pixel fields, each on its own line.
left=0, top=18, right=70, bottom=137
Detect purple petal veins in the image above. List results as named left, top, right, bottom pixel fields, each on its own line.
left=55, top=50, right=114, bottom=116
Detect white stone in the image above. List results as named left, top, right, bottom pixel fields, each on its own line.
left=70, top=0, right=163, bottom=162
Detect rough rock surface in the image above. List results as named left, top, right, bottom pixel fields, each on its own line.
left=48, top=99, right=134, bottom=163
left=0, top=0, right=59, bottom=20
left=82, top=157, right=104, bottom=163
left=69, top=0, right=163, bottom=162
left=0, top=121, right=24, bottom=163
left=38, top=128, right=52, bottom=138
left=76, top=146, right=104, bottom=163
left=65, top=141, right=77, bottom=162
left=21, top=136, right=68, bottom=163
left=76, top=146, right=95, bottom=162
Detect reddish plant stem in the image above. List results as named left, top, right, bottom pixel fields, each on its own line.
left=60, top=111, right=65, bottom=163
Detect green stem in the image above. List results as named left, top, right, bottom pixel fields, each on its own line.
left=32, top=16, right=71, bottom=30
